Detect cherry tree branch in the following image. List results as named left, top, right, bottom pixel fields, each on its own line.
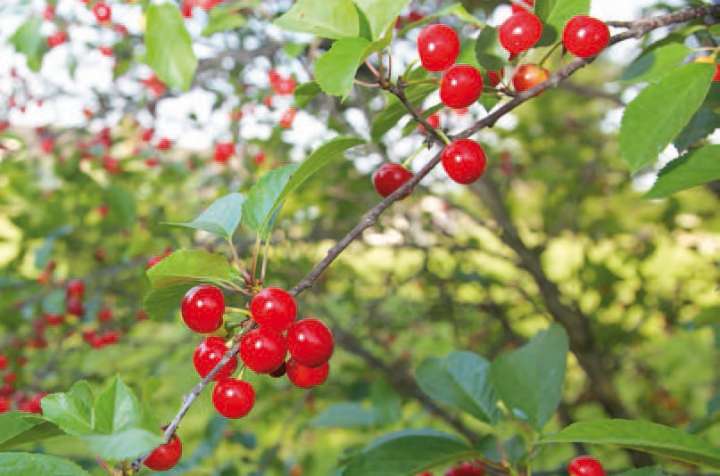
left=138, top=4, right=719, bottom=470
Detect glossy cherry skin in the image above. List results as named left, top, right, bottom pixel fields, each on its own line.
left=441, top=139, right=488, bottom=185
left=568, top=456, right=605, bottom=476
left=240, top=328, right=287, bottom=373
left=181, top=285, right=224, bottom=334
left=512, top=64, right=549, bottom=92
left=287, top=318, right=334, bottom=368
left=193, top=337, right=238, bottom=381
left=92, top=2, right=112, bottom=23
left=562, top=16, right=610, bottom=58
left=214, top=142, right=234, bottom=164
left=212, top=378, right=255, bottom=418
left=145, top=434, right=182, bottom=471
left=250, top=287, right=297, bottom=331
left=417, top=24, right=460, bottom=72
left=286, top=359, right=329, bottom=388
left=498, top=11, right=543, bottom=55
left=440, top=65, right=483, bottom=109
left=511, top=0, right=534, bottom=13
left=372, top=163, right=413, bottom=198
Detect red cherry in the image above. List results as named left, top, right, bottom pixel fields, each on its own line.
left=156, top=137, right=172, bottom=151
left=141, top=128, right=154, bottom=142
left=45, top=313, right=64, bottom=326
left=145, top=434, right=182, bottom=471
left=66, top=297, right=85, bottom=317
left=99, top=46, right=113, bottom=57
left=250, top=288, right=297, bottom=331
left=286, top=359, right=329, bottom=388
left=444, top=461, right=485, bottom=476
left=239, top=328, right=287, bottom=373
left=269, top=72, right=297, bottom=95
left=43, top=4, right=56, bottom=20
left=97, top=307, right=112, bottom=323
left=47, top=31, right=68, bottom=48
left=3, top=373, right=16, bottom=385
left=214, top=142, right=235, bottom=164
left=181, top=1, right=194, bottom=17
left=212, top=379, right=255, bottom=418
left=0, top=397, right=10, bottom=413
left=92, top=2, right=112, bottom=23
left=441, top=139, right=488, bottom=184
left=254, top=151, right=266, bottom=165
left=19, top=392, right=46, bottom=414
left=65, top=279, right=85, bottom=298
left=512, top=64, right=549, bottom=92
left=440, top=65, right=483, bottom=109
left=372, top=163, right=413, bottom=198
left=100, top=331, right=120, bottom=346
left=562, top=16, right=610, bottom=58
left=498, top=12, right=543, bottom=55
left=511, top=0, right=534, bottom=13
left=193, top=337, right=238, bottom=380
left=417, top=24, right=460, bottom=72
left=287, top=318, right=334, bottom=368
left=568, top=456, right=605, bottom=476
left=0, top=355, right=8, bottom=370
left=714, top=64, right=720, bottom=83
left=487, top=69, right=504, bottom=87
left=41, top=137, right=55, bottom=154
left=181, top=285, right=225, bottom=334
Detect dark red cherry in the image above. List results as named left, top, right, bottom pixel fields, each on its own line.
left=145, top=434, right=182, bottom=471
left=286, top=359, right=329, bottom=388
left=372, top=163, right=413, bottom=198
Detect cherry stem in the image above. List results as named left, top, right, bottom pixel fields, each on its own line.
left=250, top=234, right=261, bottom=282
left=435, top=129, right=452, bottom=146
left=539, top=41, right=562, bottom=67
left=402, top=144, right=426, bottom=168
left=225, top=307, right=251, bottom=316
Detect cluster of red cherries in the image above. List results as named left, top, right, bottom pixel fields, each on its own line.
left=143, top=285, right=334, bottom=471
left=417, top=454, right=605, bottom=476
left=373, top=0, right=610, bottom=196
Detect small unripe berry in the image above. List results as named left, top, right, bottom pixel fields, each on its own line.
left=562, top=16, right=610, bottom=58
left=212, top=378, right=255, bottom=418
left=417, top=24, right=460, bottom=72
left=372, top=163, right=413, bottom=198
left=441, top=139, right=488, bottom=184
left=498, top=12, right=543, bottom=55
left=512, top=64, right=549, bottom=92
left=250, top=287, right=297, bottom=331
left=440, top=65, right=483, bottom=109
left=181, top=285, right=224, bottom=334
left=145, top=434, right=182, bottom=471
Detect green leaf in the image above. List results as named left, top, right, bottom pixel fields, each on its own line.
left=0, top=413, right=63, bottom=451
left=143, top=283, right=193, bottom=321
left=354, top=0, right=410, bottom=40
left=0, top=453, right=90, bottom=476
left=416, top=351, right=499, bottom=423
left=397, top=3, right=482, bottom=36
left=295, top=81, right=322, bottom=108
left=400, top=103, right=443, bottom=137
left=621, top=42, right=690, bottom=84
left=202, top=5, right=246, bottom=36
left=541, top=419, right=720, bottom=469
left=490, top=324, right=568, bottom=430
left=310, top=403, right=378, bottom=428
left=475, top=26, right=508, bottom=71
left=315, top=37, right=371, bottom=99
left=371, top=83, right=437, bottom=141
left=674, top=106, right=720, bottom=151
left=620, top=63, right=714, bottom=172
left=146, top=249, right=237, bottom=289
left=104, top=185, right=136, bottom=229
left=82, top=428, right=164, bottom=461
left=242, top=137, right=363, bottom=237
left=93, top=376, right=145, bottom=434
left=41, top=381, right=95, bottom=437
left=145, top=3, right=197, bottom=91
left=10, top=17, right=46, bottom=72
left=535, top=0, right=590, bottom=46
left=344, top=429, right=474, bottom=476
left=645, top=146, right=720, bottom=199
left=274, top=0, right=359, bottom=39
left=615, top=467, right=665, bottom=476
left=168, top=193, right=245, bottom=240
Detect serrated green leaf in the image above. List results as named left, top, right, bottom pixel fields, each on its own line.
left=354, top=0, right=410, bottom=40
left=202, top=5, right=246, bottom=36
left=274, top=0, right=359, bottom=39
left=417, top=351, right=500, bottom=424
left=315, top=38, right=371, bottom=99
left=541, top=419, right=720, bottom=468
left=146, top=249, right=237, bottom=288
left=344, top=429, right=474, bottom=476
left=645, top=146, right=720, bottom=198
left=10, top=17, right=46, bottom=72
left=168, top=193, right=245, bottom=240
left=0, top=453, right=89, bottom=476
left=145, top=3, right=197, bottom=91
left=620, top=63, right=714, bottom=172
left=94, top=376, right=145, bottom=434
left=0, top=413, right=63, bottom=451
left=490, top=324, right=568, bottom=430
